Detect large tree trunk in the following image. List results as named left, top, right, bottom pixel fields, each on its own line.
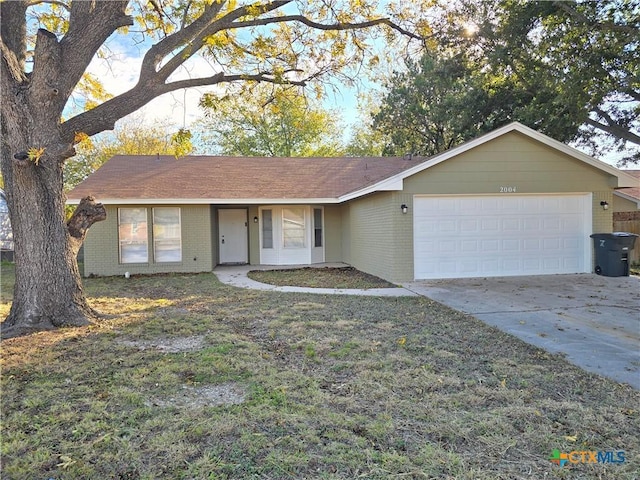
left=1, top=4, right=114, bottom=339
left=0, top=94, right=106, bottom=339
left=1, top=138, right=105, bottom=339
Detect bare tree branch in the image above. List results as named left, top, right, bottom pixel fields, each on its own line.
left=151, top=0, right=292, bottom=84
left=27, top=0, right=70, bottom=11
left=231, top=14, right=423, bottom=40
left=159, top=71, right=308, bottom=93
left=58, top=1, right=132, bottom=101
left=60, top=1, right=421, bottom=142
left=587, top=108, right=640, bottom=146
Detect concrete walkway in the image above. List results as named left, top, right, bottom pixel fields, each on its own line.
left=213, top=264, right=418, bottom=297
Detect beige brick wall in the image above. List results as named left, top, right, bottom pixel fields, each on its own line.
left=83, top=204, right=213, bottom=277
left=343, top=192, right=399, bottom=282
left=612, top=194, right=638, bottom=213
left=391, top=192, right=414, bottom=282
left=324, top=205, right=343, bottom=262
left=592, top=192, right=613, bottom=234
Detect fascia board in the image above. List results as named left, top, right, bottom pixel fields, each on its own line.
left=66, top=197, right=342, bottom=205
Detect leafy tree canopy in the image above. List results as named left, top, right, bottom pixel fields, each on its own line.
left=374, top=0, right=639, bottom=164
left=197, top=84, right=344, bottom=156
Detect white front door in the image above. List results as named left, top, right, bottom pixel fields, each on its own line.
left=413, top=194, right=592, bottom=279
left=219, top=209, right=248, bottom=264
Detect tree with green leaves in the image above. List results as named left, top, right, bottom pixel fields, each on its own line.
left=64, top=118, right=193, bottom=191
left=0, top=0, right=423, bottom=337
left=373, top=53, right=509, bottom=156
left=374, top=0, right=639, bottom=162
left=198, top=85, right=343, bottom=157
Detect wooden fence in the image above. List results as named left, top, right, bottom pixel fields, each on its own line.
left=613, top=212, right=640, bottom=265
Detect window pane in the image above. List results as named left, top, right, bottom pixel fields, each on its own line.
left=283, top=207, right=305, bottom=248
left=262, top=210, right=273, bottom=249
left=153, top=207, right=182, bottom=262
left=119, top=208, right=148, bottom=263
left=314, top=208, right=323, bottom=247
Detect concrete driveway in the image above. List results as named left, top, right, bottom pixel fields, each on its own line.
left=404, top=274, right=640, bottom=389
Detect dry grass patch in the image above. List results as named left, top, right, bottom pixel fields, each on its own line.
left=1, top=267, right=639, bottom=479
left=247, top=266, right=397, bottom=289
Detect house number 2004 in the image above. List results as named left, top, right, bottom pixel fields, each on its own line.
left=500, top=186, right=517, bottom=193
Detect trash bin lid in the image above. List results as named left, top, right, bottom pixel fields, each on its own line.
left=591, top=232, right=639, bottom=238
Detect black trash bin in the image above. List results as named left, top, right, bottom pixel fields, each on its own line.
left=590, top=232, right=638, bottom=277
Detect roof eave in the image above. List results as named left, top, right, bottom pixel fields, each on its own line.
left=66, top=197, right=342, bottom=206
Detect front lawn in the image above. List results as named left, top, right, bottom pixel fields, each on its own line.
left=247, top=266, right=397, bottom=289
left=1, top=265, right=638, bottom=479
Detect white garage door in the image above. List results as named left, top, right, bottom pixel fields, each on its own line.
left=413, top=194, right=591, bottom=279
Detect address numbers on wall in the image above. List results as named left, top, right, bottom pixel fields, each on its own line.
left=499, top=186, right=517, bottom=193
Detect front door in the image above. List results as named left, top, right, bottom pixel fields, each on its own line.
left=219, top=209, right=248, bottom=264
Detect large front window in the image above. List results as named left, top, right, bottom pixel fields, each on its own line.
left=153, top=208, right=182, bottom=262
left=283, top=207, right=305, bottom=248
left=118, top=207, right=182, bottom=263
left=118, top=208, right=148, bottom=263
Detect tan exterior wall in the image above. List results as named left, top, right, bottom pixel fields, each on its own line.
left=83, top=204, right=213, bottom=277
left=340, top=204, right=351, bottom=264
left=342, top=192, right=400, bottom=282
left=247, top=206, right=260, bottom=265
left=612, top=194, right=639, bottom=213
left=323, top=205, right=343, bottom=262
left=402, top=132, right=613, bottom=195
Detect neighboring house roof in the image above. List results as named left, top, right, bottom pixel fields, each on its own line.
left=614, top=170, right=640, bottom=208
left=67, top=122, right=638, bottom=205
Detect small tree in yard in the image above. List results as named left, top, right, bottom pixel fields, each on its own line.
left=0, top=0, right=423, bottom=337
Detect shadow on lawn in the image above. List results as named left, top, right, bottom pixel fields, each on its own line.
left=1, top=269, right=639, bottom=479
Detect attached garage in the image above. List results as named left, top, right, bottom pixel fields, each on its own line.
left=413, top=194, right=592, bottom=279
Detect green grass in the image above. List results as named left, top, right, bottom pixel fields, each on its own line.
left=1, top=264, right=639, bottom=479
left=247, top=266, right=397, bottom=289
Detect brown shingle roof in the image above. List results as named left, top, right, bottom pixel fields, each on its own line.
left=617, top=170, right=640, bottom=202
left=67, top=155, right=421, bottom=203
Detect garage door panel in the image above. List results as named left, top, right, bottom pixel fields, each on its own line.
left=414, top=194, right=591, bottom=279
left=523, top=218, right=541, bottom=231
left=481, top=219, right=500, bottom=232
left=523, top=238, right=540, bottom=251
left=460, top=219, right=478, bottom=232
left=502, top=218, right=520, bottom=231
left=481, top=239, right=500, bottom=252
